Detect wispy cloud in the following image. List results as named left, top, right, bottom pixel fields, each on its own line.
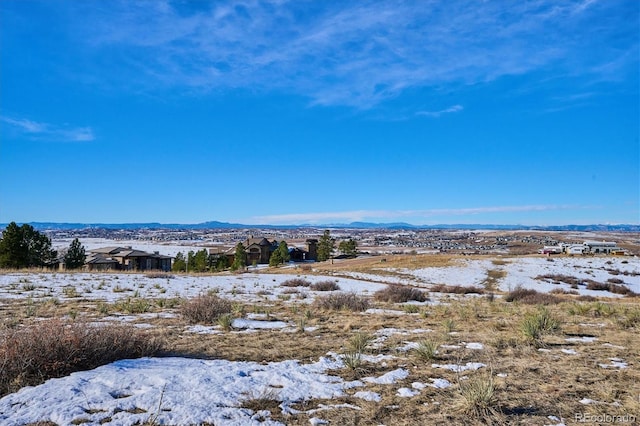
left=251, top=205, right=581, bottom=225
left=1, top=116, right=95, bottom=142
left=416, top=105, right=464, bottom=118
left=63, top=0, right=636, bottom=108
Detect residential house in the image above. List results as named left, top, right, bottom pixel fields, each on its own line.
left=212, top=237, right=319, bottom=266
left=85, top=247, right=173, bottom=271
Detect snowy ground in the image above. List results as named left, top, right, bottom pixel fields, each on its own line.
left=0, top=255, right=637, bottom=425
left=0, top=273, right=388, bottom=303
left=374, top=256, right=640, bottom=297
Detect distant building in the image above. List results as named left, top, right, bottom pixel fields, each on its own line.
left=542, top=240, right=627, bottom=256
left=85, top=247, right=172, bottom=271
left=564, top=244, right=587, bottom=255
left=538, top=246, right=563, bottom=255
left=211, top=237, right=320, bottom=266
left=582, top=241, right=620, bottom=254
left=245, top=237, right=279, bottom=265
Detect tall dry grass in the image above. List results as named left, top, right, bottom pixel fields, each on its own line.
left=0, top=319, right=163, bottom=397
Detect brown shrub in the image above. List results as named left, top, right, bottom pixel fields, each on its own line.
left=0, top=319, right=163, bottom=397
left=431, top=284, right=485, bottom=295
left=586, top=281, right=637, bottom=296
left=310, top=280, right=340, bottom=291
left=535, top=274, right=582, bottom=286
left=585, top=281, right=609, bottom=291
left=374, top=285, right=428, bottom=303
left=550, top=288, right=579, bottom=295
left=576, top=295, right=597, bottom=302
left=313, top=292, right=370, bottom=311
left=504, top=287, right=561, bottom=304
left=280, top=278, right=311, bottom=287
left=145, top=272, right=174, bottom=279
left=181, top=294, right=232, bottom=324
left=610, top=284, right=637, bottom=296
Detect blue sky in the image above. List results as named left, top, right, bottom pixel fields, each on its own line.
left=1, top=0, right=638, bottom=226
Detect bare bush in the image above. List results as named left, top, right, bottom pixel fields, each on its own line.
left=430, top=284, right=485, bottom=295
left=145, top=272, right=174, bottom=279
left=280, top=278, right=311, bottom=287
left=0, top=319, right=163, bottom=397
left=535, top=274, right=582, bottom=286
left=314, top=292, right=370, bottom=311
left=504, top=287, right=561, bottom=305
left=585, top=281, right=609, bottom=291
left=310, top=280, right=340, bottom=291
left=374, top=285, right=428, bottom=303
left=586, top=281, right=637, bottom=296
left=181, top=294, right=232, bottom=324
left=550, top=288, right=579, bottom=295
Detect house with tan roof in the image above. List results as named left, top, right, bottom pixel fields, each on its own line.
left=85, top=246, right=172, bottom=271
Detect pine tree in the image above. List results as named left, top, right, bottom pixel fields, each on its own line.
left=64, top=238, right=86, bottom=269
left=0, top=222, right=57, bottom=268
left=231, top=243, right=247, bottom=271
left=210, top=253, right=229, bottom=271
left=269, top=249, right=282, bottom=267
left=192, top=249, right=208, bottom=272
left=338, top=238, right=358, bottom=257
left=172, top=252, right=186, bottom=272
left=317, top=230, right=335, bottom=262
left=277, top=241, right=289, bottom=263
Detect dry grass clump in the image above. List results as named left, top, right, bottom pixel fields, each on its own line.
left=0, top=319, right=163, bottom=397
left=457, top=371, right=500, bottom=418
left=520, top=306, right=561, bottom=347
left=114, top=297, right=153, bottom=314
left=431, top=284, right=485, bottom=295
left=310, top=280, right=340, bottom=291
left=144, top=272, right=174, bottom=279
left=504, top=287, right=561, bottom=304
left=180, top=294, right=232, bottom=324
left=414, top=338, right=439, bottom=361
left=374, top=284, right=428, bottom=303
left=347, top=332, right=374, bottom=353
left=313, top=292, right=370, bottom=311
left=280, top=278, right=311, bottom=287
left=239, top=388, right=281, bottom=417
left=616, top=307, right=640, bottom=329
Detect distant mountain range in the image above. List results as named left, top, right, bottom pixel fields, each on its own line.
left=3, top=221, right=639, bottom=232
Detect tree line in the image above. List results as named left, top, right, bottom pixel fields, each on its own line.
left=170, top=230, right=358, bottom=273
left=0, top=222, right=86, bottom=269
left=0, top=223, right=357, bottom=272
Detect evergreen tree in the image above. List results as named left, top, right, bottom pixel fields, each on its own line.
left=317, top=230, right=335, bottom=262
left=64, top=238, right=86, bottom=269
left=172, top=252, right=186, bottom=272
left=0, top=222, right=57, bottom=268
left=277, top=241, right=290, bottom=264
left=192, top=249, right=208, bottom=272
left=338, top=238, right=358, bottom=257
left=216, top=255, right=229, bottom=271
left=269, top=249, right=282, bottom=267
left=210, top=253, right=229, bottom=271
left=231, top=243, right=247, bottom=271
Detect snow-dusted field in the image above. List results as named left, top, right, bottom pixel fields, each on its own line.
left=0, top=255, right=638, bottom=425
left=380, top=256, right=640, bottom=297
left=0, top=272, right=387, bottom=303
